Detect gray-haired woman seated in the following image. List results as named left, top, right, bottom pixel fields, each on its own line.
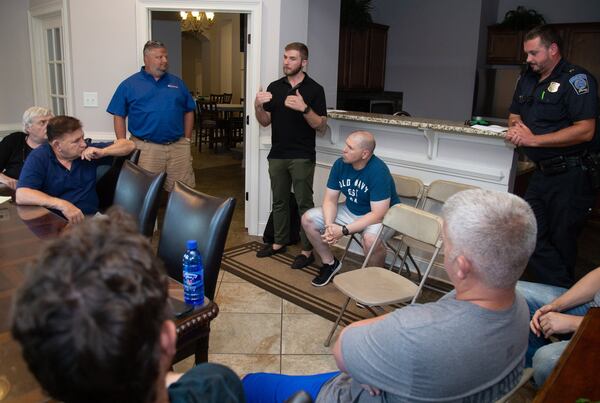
left=0, top=106, right=53, bottom=189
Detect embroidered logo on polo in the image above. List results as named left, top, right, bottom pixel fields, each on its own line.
left=167, top=84, right=179, bottom=89
left=569, top=74, right=589, bottom=95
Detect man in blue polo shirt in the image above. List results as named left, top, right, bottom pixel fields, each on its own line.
left=107, top=40, right=196, bottom=192
left=301, top=131, right=399, bottom=287
left=16, top=116, right=135, bottom=223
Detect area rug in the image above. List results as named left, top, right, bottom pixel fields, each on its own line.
left=221, top=241, right=446, bottom=325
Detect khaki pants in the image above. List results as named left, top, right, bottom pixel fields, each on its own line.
left=132, top=136, right=195, bottom=192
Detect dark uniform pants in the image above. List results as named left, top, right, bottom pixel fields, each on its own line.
left=525, top=166, right=596, bottom=288
left=268, top=159, right=315, bottom=250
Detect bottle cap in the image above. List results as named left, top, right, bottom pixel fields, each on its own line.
left=186, top=240, right=198, bottom=249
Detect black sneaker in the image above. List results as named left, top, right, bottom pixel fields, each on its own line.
left=311, top=258, right=342, bottom=287
left=291, top=253, right=315, bottom=269
left=256, top=244, right=287, bottom=258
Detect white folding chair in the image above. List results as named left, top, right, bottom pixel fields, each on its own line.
left=339, top=174, right=426, bottom=266
left=324, top=204, right=443, bottom=346
left=390, top=179, right=478, bottom=286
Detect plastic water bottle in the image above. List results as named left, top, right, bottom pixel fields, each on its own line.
left=183, top=240, right=204, bottom=306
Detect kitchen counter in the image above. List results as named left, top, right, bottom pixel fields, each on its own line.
left=327, top=110, right=507, bottom=138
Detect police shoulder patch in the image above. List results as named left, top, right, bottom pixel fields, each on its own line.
left=569, top=73, right=589, bottom=95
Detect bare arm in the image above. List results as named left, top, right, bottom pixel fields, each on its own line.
left=506, top=119, right=595, bottom=148
left=81, top=139, right=136, bottom=161
left=551, top=267, right=600, bottom=311
left=15, top=187, right=84, bottom=223
left=325, top=199, right=390, bottom=243
left=304, top=109, right=327, bottom=132
left=0, top=173, right=17, bottom=190
left=255, top=89, right=272, bottom=127
left=322, top=188, right=341, bottom=227
left=530, top=267, right=600, bottom=337
left=113, top=115, right=127, bottom=140
left=184, top=110, right=194, bottom=139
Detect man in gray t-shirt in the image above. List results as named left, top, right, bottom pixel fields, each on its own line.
left=243, top=189, right=537, bottom=402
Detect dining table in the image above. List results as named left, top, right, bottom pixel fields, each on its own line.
left=0, top=199, right=218, bottom=402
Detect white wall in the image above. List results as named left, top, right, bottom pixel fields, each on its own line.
left=308, top=0, right=341, bottom=109
left=372, top=0, right=482, bottom=121
left=497, top=0, right=600, bottom=23
left=67, top=0, right=138, bottom=135
left=0, top=0, right=34, bottom=128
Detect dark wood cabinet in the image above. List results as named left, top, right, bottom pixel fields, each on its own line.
left=487, top=26, right=525, bottom=64
left=487, top=22, right=600, bottom=80
left=338, top=23, right=388, bottom=91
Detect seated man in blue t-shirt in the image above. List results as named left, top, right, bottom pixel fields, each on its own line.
left=301, top=130, right=399, bottom=287
left=16, top=115, right=135, bottom=223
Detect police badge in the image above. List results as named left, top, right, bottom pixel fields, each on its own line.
left=547, top=82, right=560, bottom=93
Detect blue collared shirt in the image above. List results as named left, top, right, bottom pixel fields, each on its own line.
left=17, top=143, right=112, bottom=215
left=107, top=68, right=196, bottom=144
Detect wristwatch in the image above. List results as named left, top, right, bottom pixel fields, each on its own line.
left=341, top=225, right=350, bottom=236
left=303, top=105, right=311, bottom=114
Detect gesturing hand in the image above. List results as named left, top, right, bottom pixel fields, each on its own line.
left=284, top=89, right=307, bottom=112
left=255, top=86, right=272, bottom=108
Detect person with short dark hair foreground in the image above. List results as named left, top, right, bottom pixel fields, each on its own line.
left=16, top=115, right=135, bottom=223
left=243, top=189, right=536, bottom=402
left=11, top=208, right=245, bottom=403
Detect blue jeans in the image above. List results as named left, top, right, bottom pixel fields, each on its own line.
left=242, top=371, right=340, bottom=403
left=516, top=281, right=592, bottom=386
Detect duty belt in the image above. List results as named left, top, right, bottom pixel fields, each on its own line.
left=537, top=155, right=583, bottom=175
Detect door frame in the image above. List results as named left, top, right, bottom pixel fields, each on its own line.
left=28, top=0, right=74, bottom=114
left=136, top=0, right=262, bottom=233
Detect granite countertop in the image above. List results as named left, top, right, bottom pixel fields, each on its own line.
left=327, top=110, right=507, bottom=139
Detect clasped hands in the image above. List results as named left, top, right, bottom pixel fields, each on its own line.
left=321, top=223, right=344, bottom=245
left=505, top=122, right=536, bottom=147
left=530, top=304, right=581, bottom=339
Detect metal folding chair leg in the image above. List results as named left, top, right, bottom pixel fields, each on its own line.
left=325, top=296, right=351, bottom=347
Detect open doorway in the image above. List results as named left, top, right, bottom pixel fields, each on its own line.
left=149, top=10, right=249, bottom=240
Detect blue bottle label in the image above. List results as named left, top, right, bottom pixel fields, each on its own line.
left=183, top=267, right=204, bottom=306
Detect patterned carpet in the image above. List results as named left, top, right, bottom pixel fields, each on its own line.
left=221, top=241, right=446, bottom=325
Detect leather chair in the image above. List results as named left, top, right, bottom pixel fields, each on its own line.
left=113, top=160, right=165, bottom=237
left=157, top=181, right=236, bottom=300
left=96, top=149, right=141, bottom=211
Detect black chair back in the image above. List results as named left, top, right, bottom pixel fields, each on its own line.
left=222, top=93, right=233, bottom=104
left=158, top=182, right=236, bottom=300
left=96, top=149, right=141, bottom=211
left=113, top=160, right=165, bottom=237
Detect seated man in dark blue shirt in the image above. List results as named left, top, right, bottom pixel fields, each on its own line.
left=16, top=115, right=135, bottom=223
left=12, top=208, right=245, bottom=403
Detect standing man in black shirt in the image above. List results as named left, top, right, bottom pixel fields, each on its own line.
left=254, top=42, right=328, bottom=269
left=506, top=25, right=599, bottom=288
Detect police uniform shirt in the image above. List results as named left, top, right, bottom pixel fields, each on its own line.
left=509, top=58, right=599, bottom=162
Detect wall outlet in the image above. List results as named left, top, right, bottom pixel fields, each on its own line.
left=83, top=92, right=98, bottom=107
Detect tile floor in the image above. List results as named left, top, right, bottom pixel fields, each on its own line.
left=172, top=146, right=543, bottom=401
left=174, top=270, right=340, bottom=378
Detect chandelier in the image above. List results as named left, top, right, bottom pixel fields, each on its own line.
left=180, top=10, right=215, bottom=36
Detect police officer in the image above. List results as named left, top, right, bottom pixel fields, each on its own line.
left=506, top=25, right=599, bottom=288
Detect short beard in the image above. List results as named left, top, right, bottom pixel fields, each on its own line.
left=284, top=65, right=303, bottom=77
